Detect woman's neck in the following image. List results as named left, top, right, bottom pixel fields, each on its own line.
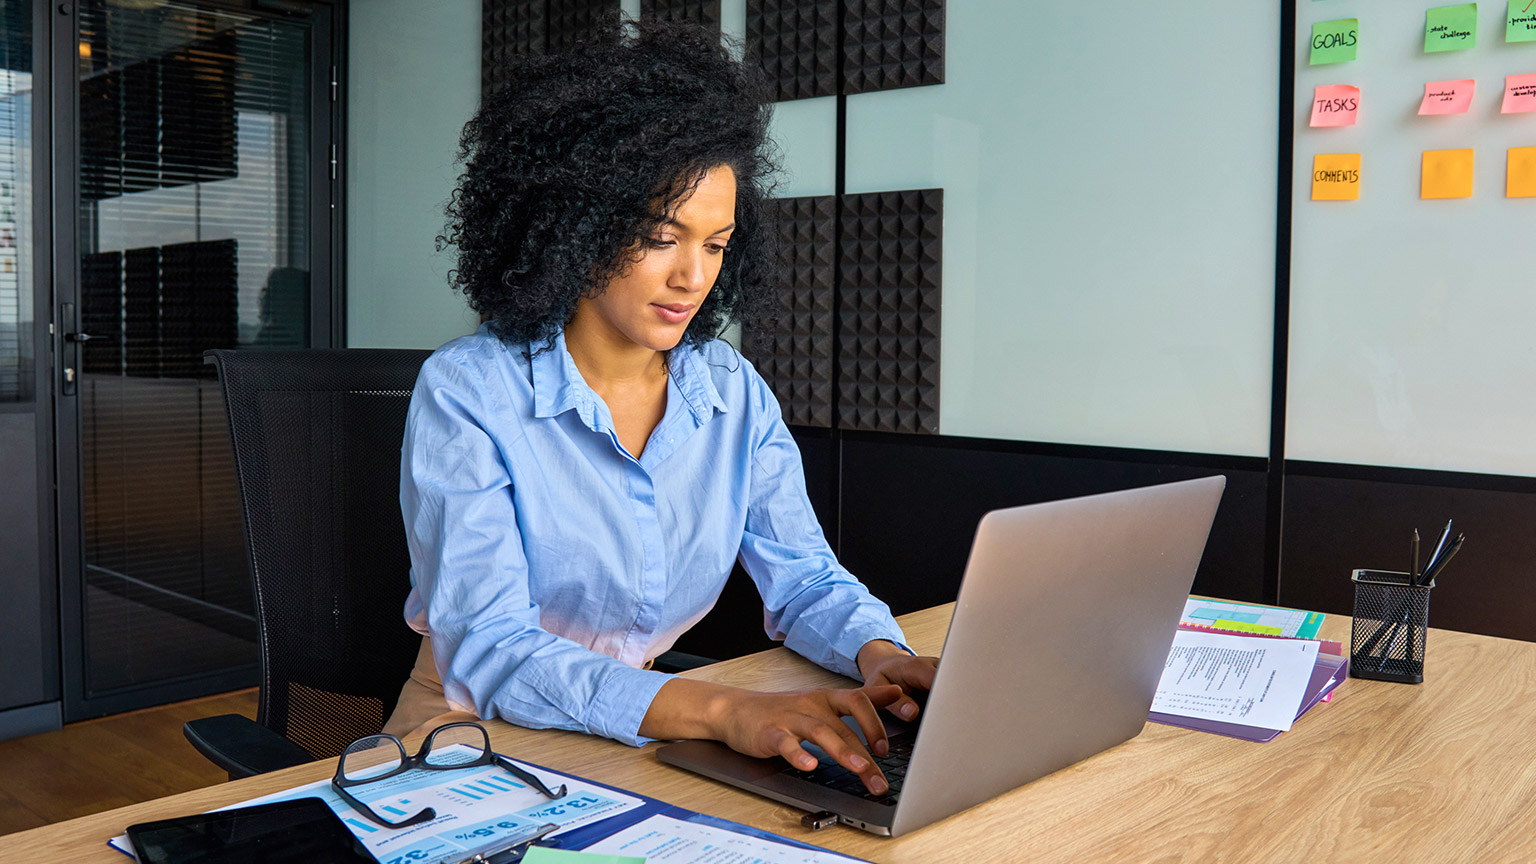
left=563, top=322, right=667, bottom=392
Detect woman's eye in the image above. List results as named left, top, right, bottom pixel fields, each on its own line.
left=706, top=243, right=729, bottom=255
left=643, top=237, right=675, bottom=249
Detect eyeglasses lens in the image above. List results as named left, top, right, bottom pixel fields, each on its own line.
left=422, top=724, right=490, bottom=768
left=340, top=735, right=405, bottom=782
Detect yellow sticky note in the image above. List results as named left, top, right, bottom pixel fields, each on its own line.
left=1422, top=148, right=1474, bottom=199
left=1510, top=147, right=1536, bottom=198
left=1312, top=153, right=1361, bottom=200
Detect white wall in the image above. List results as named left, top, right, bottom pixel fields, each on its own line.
left=346, top=0, right=482, bottom=349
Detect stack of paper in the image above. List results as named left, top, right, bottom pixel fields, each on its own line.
left=1149, top=604, right=1345, bottom=743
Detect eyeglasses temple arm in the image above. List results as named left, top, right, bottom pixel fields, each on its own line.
left=494, top=754, right=567, bottom=799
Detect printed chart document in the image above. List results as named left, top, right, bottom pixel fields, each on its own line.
left=1151, top=630, right=1319, bottom=733
left=109, top=745, right=644, bottom=864
left=1181, top=598, right=1324, bottom=638
left=582, top=814, right=857, bottom=863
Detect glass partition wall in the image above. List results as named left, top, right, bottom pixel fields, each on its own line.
left=63, top=0, right=333, bottom=715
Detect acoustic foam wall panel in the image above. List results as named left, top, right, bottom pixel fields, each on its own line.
left=640, top=0, right=723, bottom=33
left=483, top=0, right=549, bottom=97
left=482, top=1, right=619, bottom=96
left=546, top=0, right=621, bottom=52
left=841, top=0, right=944, bottom=94
left=746, top=0, right=839, bottom=101
left=742, top=196, right=837, bottom=427
left=837, top=188, right=941, bottom=434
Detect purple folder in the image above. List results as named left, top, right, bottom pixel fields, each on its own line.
left=1148, top=651, right=1348, bottom=743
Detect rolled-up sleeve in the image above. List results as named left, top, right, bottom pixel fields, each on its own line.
left=402, top=357, right=671, bottom=745
left=735, top=374, right=912, bottom=680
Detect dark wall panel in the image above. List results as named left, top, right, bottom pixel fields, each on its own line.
left=837, top=437, right=1269, bottom=617
left=1280, top=468, right=1536, bottom=644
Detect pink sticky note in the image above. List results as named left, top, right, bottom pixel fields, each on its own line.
left=1310, top=85, right=1360, bottom=127
left=1418, top=79, right=1476, bottom=115
left=1504, top=73, right=1536, bottom=113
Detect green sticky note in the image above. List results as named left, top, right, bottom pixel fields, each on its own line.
left=1310, top=18, right=1360, bottom=65
left=1426, top=3, right=1478, bottom=52
left=1510, top=0, right=1536, bottom=42
left=522, top=849, right=644, bottom=864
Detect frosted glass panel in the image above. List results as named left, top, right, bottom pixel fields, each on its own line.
left=845, top=1, right=1278, bottom=456
left=769, top=96, right=836, bottom=198
left=1286, top=2, right=1536, bottom=476
left=347, top=0, right=482, bottom=349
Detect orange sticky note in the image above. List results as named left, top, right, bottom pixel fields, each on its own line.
left=1312, top=153, right=1361, bottom=200
left=1510, top=147, right=1536, bottom=198
left=1419, top=79, right=1476, bottom=115
left=1311, top=85, right=1361, bottom=126
left=1422, top=149, right=1475, bottom=198
left=1503, top=73, right=1536, bottom=113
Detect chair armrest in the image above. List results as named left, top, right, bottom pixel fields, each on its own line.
left=183, top=714, right=315, bottom=780
left=652, top=650, right=716, bottom=674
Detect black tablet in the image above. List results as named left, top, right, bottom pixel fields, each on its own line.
left=127, top=797, right=378, bottom=864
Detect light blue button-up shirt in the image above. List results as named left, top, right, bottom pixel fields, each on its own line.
left=400, top=325, right=910, bottom=746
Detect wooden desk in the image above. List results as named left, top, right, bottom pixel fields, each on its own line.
left=5, top=604, right=1536, bottom=862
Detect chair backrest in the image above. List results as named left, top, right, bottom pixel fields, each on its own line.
left=207, top=348, right=432, bottom=759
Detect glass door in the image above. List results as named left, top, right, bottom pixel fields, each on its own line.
left=56, top=0, right=337, bottom=718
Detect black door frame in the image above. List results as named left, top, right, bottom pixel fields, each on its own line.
left=51, top=0, right=347, bottom=720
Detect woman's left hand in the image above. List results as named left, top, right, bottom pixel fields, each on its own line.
left=856, top=640, right=939, bottom=722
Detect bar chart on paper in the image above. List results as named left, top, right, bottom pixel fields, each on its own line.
left=1181, top=599, right=1324, bottom=639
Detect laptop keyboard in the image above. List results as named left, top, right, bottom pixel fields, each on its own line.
left=779, top=732, right=915, bottom=806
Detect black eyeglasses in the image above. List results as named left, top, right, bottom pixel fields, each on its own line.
left=332, top=722, right=567, bottom=828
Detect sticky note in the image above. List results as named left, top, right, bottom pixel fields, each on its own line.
left=1419, top=79, right=1476, bottom=114
left=1510, top=0, right=1536, bottom=42
left=1422, top=149, right=1475, bottom=198
left=1312, top=153, right=1361, bottom=200
left=1311, top=19, right=1359, bottom=65
left=1310, top=85, right=1361, bottom=126
left=1426, top=4, right=1479, bottom=52
left=1502, top=73, right=1536, bottom=113
left=1510, top=147, right=1536, bottom=197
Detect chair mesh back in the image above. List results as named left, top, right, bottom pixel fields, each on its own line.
left=207, top=348, right=431, bottom=759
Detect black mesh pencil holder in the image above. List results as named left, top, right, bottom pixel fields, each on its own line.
left=1349, top=569, right=1433, bottom=684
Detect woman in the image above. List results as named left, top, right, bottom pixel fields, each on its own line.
left=386, top=19, right=936, bottom=797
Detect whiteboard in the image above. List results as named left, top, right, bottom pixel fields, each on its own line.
left=843, top=0, right=1280, bottom=456
left=1287, top=1, right=1536, bottom=475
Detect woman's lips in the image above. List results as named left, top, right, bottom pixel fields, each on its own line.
left=652, top=303, right=695, bottom=324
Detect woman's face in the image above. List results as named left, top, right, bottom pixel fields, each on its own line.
left=571, top=164, right=737, bottom=355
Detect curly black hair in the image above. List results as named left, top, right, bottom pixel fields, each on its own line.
left=441, top=18, right=780, bottom=349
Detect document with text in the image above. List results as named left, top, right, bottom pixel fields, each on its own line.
left=1151, top=630, right=1320, bottom=733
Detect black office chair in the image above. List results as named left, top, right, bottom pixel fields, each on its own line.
left=185, top=348, right=432, bottom=778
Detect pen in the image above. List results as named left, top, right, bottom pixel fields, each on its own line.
left=1422, top=520, right=1453, bottom=580
left=1411, top=528, right=1420, bottom=584
left=1421, top=532, right=1464, bottom=586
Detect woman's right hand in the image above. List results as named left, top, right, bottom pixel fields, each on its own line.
left=642, top=679, right=904, bottom=795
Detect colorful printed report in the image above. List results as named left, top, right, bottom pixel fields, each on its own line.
left=1182, top=598, right=1325, bottom=639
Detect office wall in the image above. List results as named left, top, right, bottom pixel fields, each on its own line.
left=346, top=0, right=483, bottom=349
left=352, top=2, right=1536, bottom=651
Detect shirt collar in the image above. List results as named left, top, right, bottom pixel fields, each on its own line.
left=529, top=331, right=729, bottom=426
left=666, top=344, right=729, bottom=424
left=529, top=331, right=598, bottom=423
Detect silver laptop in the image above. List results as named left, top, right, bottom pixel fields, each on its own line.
left=656, top=475, right=1226, bottom=837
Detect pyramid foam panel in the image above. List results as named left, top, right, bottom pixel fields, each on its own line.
left=742, top=196, right=837, bottom=427
left=842, top=0, right=945, bottom=94
left=745, top=0, right=838, bottom=101
left=640, top=0, right=722, bottom=32
left=837, top=189, right=941, bottom=434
